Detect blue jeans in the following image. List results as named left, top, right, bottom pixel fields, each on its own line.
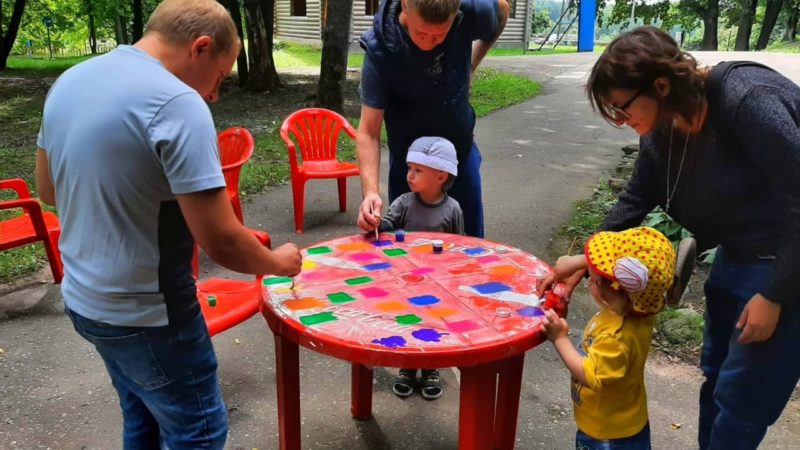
left=576, top=422, right=651, bottom=449
left=389, top=142, right=484, bottom=238
left=699, top=247, right=800, bottom=450
left=66, top=307, right=228, bottom=450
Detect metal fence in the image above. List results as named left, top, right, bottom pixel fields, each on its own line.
left=13, top=43, right=115, bottom=59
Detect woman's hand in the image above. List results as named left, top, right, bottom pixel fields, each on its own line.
left=737, top=294, right=781, bottom=344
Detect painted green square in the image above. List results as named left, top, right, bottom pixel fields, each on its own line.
left=345, top=276, right=373, bottom=285
left=299, top=312, right=337, bottom=326
left=264, top=277, right=292, bottom=285
left=327, top=292, right=355, bottom=304
left=383, top=248, right=407, bottom=257
left=395, top=314, right=422, bottom=325
left=307, top=246, right=333, bottom=255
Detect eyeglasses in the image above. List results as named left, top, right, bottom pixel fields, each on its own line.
left=607, top=89, right=644, bottom=121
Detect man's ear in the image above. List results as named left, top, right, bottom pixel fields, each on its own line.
left=190, top=36, right=213, bottom=59
left=653, top=76, right=671, bottom=99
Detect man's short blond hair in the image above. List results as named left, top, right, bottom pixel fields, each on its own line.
left=146, top=0, right=238, bottom=56
left=407, top=0, right=461, bottom=23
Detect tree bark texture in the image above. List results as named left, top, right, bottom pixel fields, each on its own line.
left=788, top=6, right=799, bottom=41
left=244, top=0, right=280, bottom=92
left=735, top=0, right=758, bottom=50
left=0, top=0, right=26, bottom=70
left=220, top=0, right=249, bottom=85
left=756, top=0, right=785, bottom=49
left=317, top=0, right=353, bottom=113
left=700, top=0, right=719, bottom=50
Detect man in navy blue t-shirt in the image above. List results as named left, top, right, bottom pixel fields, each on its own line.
left=356, top=0, right=509, bottom=238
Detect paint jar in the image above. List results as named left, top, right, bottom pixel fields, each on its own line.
left=495, top=307, right=512, bottom=318
left=207, top=295, right=217, bottom=308
left=432, top=239, right=444, bottom=254
left=395, top=229, right=405, bottom=242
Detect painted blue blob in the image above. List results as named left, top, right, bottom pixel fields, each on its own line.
left=412, top=328, right=448, bottom=342
left=408, top=295, right=441, bottom=306
left=464, top=247, right=487, bottom=256
left=517, top=307, right=545, bottom=317
left=472, top=282, right=511, bottom=295
left=363, top=262, right=392, bottom=271
left=372, top=240, right=393, bottom=247
left=372, top=336, right=407, bottom=348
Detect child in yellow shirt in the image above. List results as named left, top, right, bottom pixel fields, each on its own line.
left=541, top=227, right=675, bottom=449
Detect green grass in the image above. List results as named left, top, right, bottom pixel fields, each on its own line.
left=5, top=55, right=96, bottom=76
left=489, top=45, right=579, bottom=56
left=766, top=40, right=800, bottom=53
left=470, top=68, right=541, bottom=117
left=273, top=42, right=364, bottom=70
left=558, top=182, right=618, bottom=247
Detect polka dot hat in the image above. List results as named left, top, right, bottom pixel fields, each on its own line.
left=584, top=227, right=676, bottom=315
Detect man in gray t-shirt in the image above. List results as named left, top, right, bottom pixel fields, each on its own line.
left=34, top=1, right=301, bottom=448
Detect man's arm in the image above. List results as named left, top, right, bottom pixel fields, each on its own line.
left=356, top=105, right=386, bottom=231
left=35, top=149, right=56, bottom=206
left=471, top=0, right=510, bottom=74
left=177, top=188, right=301, bottom=276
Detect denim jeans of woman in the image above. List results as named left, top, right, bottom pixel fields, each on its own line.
left=698, top=247, right=800, bottom=449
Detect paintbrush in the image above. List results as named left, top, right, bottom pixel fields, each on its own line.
left=370, top=203, right=379, bottom=240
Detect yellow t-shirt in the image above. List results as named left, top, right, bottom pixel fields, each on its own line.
left=571, top=308, right=655, bottom=440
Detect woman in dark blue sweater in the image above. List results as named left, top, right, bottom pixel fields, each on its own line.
left=543, top=26, right=800, bottom=450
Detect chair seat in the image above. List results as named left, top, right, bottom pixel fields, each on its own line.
left=197, top=278, right=261, bottom=337
left=0, top=212, right=60, bottom=249
left=299, top=161, right=359, bottom=178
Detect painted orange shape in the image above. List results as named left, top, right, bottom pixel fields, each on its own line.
left=337, top=242, right=373, bottom=252
left=284, top=297, right=327, bottom=311
left=375, top=301, right=407, bottom=313
left=427, top=307, right=458, bottom=318
left=489, top=265, right=521, bottom=276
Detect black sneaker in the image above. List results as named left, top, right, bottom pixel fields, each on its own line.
left=420, top=369, right=443, bottom=400
left=392, top=368, right=417, bottom=398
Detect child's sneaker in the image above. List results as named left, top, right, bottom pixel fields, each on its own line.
left=420, top=369, right=443, bottom=400
left=392, top=368, right=417, bottom=398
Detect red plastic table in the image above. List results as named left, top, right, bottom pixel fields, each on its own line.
left=259, top=232, right=568, bottom=450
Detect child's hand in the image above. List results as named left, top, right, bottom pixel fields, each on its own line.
left=541, top=308, right=569, bottom=342
left=537, top=255, right=588, bottom=296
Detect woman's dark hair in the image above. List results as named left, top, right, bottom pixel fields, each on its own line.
left=587, top=26, right=706, bottom=125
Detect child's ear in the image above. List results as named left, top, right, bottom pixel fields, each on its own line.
left=437, top=171, right=448, bottom=183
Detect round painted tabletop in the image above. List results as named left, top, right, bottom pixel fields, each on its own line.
left=260, top=232, right=566, bottom=368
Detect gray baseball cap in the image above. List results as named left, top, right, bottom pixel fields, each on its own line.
left=406, top=136, right=458, bottom=176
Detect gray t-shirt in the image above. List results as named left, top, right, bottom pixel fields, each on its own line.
left=379, top=192, right=464, bottom=234
left=37, top=46, right=226, bottom=327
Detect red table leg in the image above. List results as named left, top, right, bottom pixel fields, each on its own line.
left=459, top=363, right=498, bottom=450
left=351, top=363, right=374, bottom=420
left=275, top=334, right=301, bottom=450
left=493, top=354, right=525, bottom=450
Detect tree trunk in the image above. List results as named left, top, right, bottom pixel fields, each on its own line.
left=88, top=13, right=98, bottom=53
left=132, top=0, right=144, bottom=43
left=789, top=6, right=799, bottom=41
left=114, top=15, right=129, bottom=45
left=317, top=0, right=353, bottom=113
left=244, top=0, right=280, bottom=92
left=220, top=0, right=249, bottom=86
left=756, top=0, right=785, bottom=49
left=699, top=0, right=719, bottom=50
left=0, top=0, right=27, bottom=70
left=735, top=0, right=758, bottom=50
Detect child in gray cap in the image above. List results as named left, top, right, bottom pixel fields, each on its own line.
left=378, top=136, right=464, bottom=400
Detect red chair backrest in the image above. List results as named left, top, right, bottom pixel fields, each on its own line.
left=218, top=127, right=254, bottom=191
left=280, top=108, right=356, bottom=165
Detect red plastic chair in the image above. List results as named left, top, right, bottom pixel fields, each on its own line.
left=218, top=127, right=255, bottom=223
left=281, top=108, right=359, bottom=234
left=196, top=229, right=271, bottom=336
left=0, top=178, right=62, bottom=283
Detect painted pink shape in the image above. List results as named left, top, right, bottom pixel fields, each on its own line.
left=359, top=287, right=390, bottom=298
left=300, top=270, right=327, bottom=281
left=477, top=255, right=501, bottom=264
left=349, top=252, right=380, bottom=262
left=446, top=320, right=482, bottom=333
left=411, top=268, right=435, bottom=275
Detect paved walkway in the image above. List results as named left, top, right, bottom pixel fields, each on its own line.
left=1, top=52, right=799, bottom=449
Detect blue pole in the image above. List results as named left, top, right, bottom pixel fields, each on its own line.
left=577, top=0, right=596, bottom=52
